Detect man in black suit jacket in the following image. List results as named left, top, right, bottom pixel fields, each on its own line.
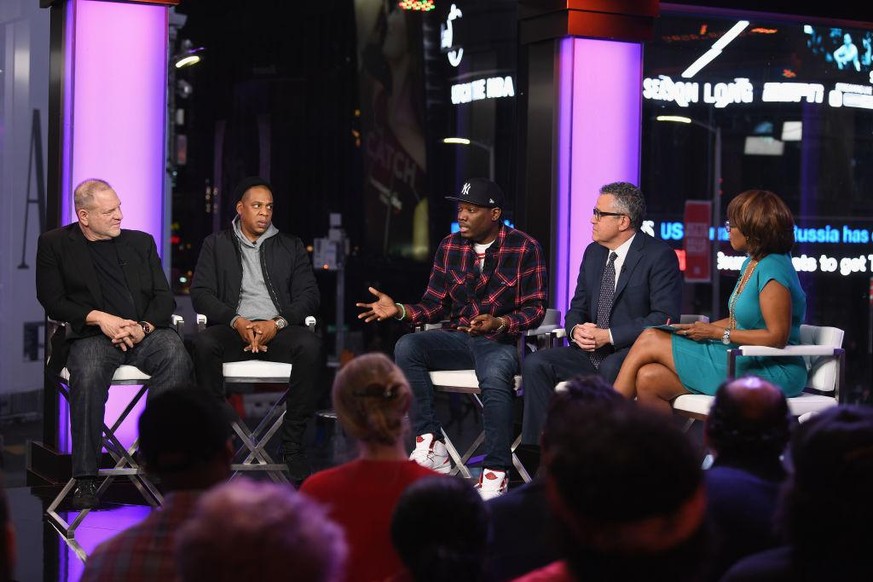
left=36, top=178, right=193, bottom=509
left=521, top=182, right=682, bottom=445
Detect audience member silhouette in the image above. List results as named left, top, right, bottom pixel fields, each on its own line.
left=390, top=475, right=489, bottom=582
left=515, top=398, right=710, bottom=581
left=702, top=376, right=791, bottom=580
left=175, top=478, right=346, bottom=582
left=486, top=374, right=623, bottom=581
left=300, top=352, right=441, bottom=582
left=0, top=480, right=15, bottom=582
left=723, top=404, right=873, bottom=581
left=81, top=387, right=233, bottom=581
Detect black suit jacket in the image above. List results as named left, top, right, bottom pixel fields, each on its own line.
left=36, top=223, right=176, bottom=345
left=564, top=231, right=682, bottom=367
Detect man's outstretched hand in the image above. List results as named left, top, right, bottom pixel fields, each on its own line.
left=356, top=286, right=399, bottom=323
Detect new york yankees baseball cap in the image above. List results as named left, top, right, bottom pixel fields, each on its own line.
left=445, top=177, right=505, bottom=209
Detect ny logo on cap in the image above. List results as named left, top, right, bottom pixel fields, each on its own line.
left=461, top=182, right=471, bottom=196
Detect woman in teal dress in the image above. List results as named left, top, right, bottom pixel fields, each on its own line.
left=613, top=190, right=807, bottom=413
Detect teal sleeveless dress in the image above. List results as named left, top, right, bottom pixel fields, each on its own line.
left=671, top=253, right=807, bottom=396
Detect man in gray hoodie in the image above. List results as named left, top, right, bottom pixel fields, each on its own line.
left=190, top=176, right=323, bottom=484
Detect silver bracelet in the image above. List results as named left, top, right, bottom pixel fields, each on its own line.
left=394, top=303, right=407, bottom=321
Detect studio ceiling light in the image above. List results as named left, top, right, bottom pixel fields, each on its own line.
left=681, top=20, right=749, bottom=79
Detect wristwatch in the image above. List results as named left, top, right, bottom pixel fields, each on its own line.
left=138, top=321, right=153, bottom=336
left=721, top=327, right=732, bottom=345
left=273, top=316, right=288, bottom=330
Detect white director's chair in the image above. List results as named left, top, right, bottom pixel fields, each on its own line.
left=196, top=314, right=316, bottom=483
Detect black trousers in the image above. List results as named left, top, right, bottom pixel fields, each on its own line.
left=520, top=344, right=628, bottom=445
left=192, top=324, right=324, bottom=454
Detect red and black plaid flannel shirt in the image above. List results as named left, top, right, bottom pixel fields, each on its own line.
left=404, top=225, right=548, bottom=337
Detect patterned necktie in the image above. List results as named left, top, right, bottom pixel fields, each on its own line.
left=590, top=251, right=618, bottom=368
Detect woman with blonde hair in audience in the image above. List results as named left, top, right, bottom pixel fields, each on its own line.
left=301, top=352, right=441, bottom=582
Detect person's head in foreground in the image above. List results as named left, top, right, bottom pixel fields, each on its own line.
left=391, top=475, right=489, bottom=582
left=778, top=404, right=873, bottom=556
left=705, top=375, right=791, bottom=468
left=138, top=386, right=234, bottom=490
left=332, top=352, right=412, bottom=448
left=543, top=402, right=709, bottom=580
left=175, top=478, right=347, bottom=582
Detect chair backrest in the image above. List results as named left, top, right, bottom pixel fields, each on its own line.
left=541, top=308, right=561, bottom=328
left=799, top=324, right=845, bottom=393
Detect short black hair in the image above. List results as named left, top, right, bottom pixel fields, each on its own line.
left=391, top=476, right=489, bottom=582
left=546, top=403, right=702, bottom=523
left=232, top=176, right=273, bottom=203
left=541, top=374, right=623, bottom=451
left=138, top=386, right=231, bottom=475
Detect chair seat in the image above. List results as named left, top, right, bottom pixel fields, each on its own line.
left=59, top=364, right=151, bottom=383
left=429, top=370, right=522, bottom=392
left=672, top=391, right=838, bottom=418
left=222, top=360, right=293, bottom=382
left=785, top=392, right=839, bottom=416
left=671, top=394, right=715, bottom=417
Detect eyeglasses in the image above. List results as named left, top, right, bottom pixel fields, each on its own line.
left=592, top=208, right=625, bottom=221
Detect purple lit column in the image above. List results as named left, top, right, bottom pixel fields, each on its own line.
left=61, top=0, right=168, bottom=235
left=554, top=39, right=642, bottom=311
left=518, top=1, right=654, bottom=316
left=56, top=0, right=170, bottom=454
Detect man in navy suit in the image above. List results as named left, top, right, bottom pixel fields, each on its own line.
left=36, top=178, right=193, bottom=509
left=520, top=181, right=681, bottom=445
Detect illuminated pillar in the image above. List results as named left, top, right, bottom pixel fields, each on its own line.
left=518, top=2, right=657, bottom=314
left=38, top=0, right=177, bottom=477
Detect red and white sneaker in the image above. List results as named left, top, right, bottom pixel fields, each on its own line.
left=409, top=433, right=451, bottom=474
left=475, top=468, right=508, bottom=500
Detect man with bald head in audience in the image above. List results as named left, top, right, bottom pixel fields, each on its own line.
left=702, top=375, right=791, bottom=580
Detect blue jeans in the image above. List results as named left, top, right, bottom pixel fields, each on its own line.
left=394, top=329, right=518, bottom=471
left=65, top=329, right=194, bottom=478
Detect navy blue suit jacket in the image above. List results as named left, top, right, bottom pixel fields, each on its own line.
left=564, top=231, right=682, bottom=373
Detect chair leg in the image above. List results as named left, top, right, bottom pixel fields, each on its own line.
left=510, top=435, right=532, bottom=483
left=440, top=427, right=473, bottom=479
left=229, top=392, right=291, bottom=484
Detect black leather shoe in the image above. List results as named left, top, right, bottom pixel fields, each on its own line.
left=284, top=452, right=312, bottom=486
left=72, top=478, right=100, bottom=510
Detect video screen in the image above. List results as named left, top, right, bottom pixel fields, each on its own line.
left=804, top=25, right=873, bottom=81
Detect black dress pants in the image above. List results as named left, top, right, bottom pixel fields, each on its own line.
left=192, top=324, right=324, bottom=454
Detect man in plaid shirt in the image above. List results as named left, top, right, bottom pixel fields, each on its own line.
left=357, top=178, right=547, bottom=499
